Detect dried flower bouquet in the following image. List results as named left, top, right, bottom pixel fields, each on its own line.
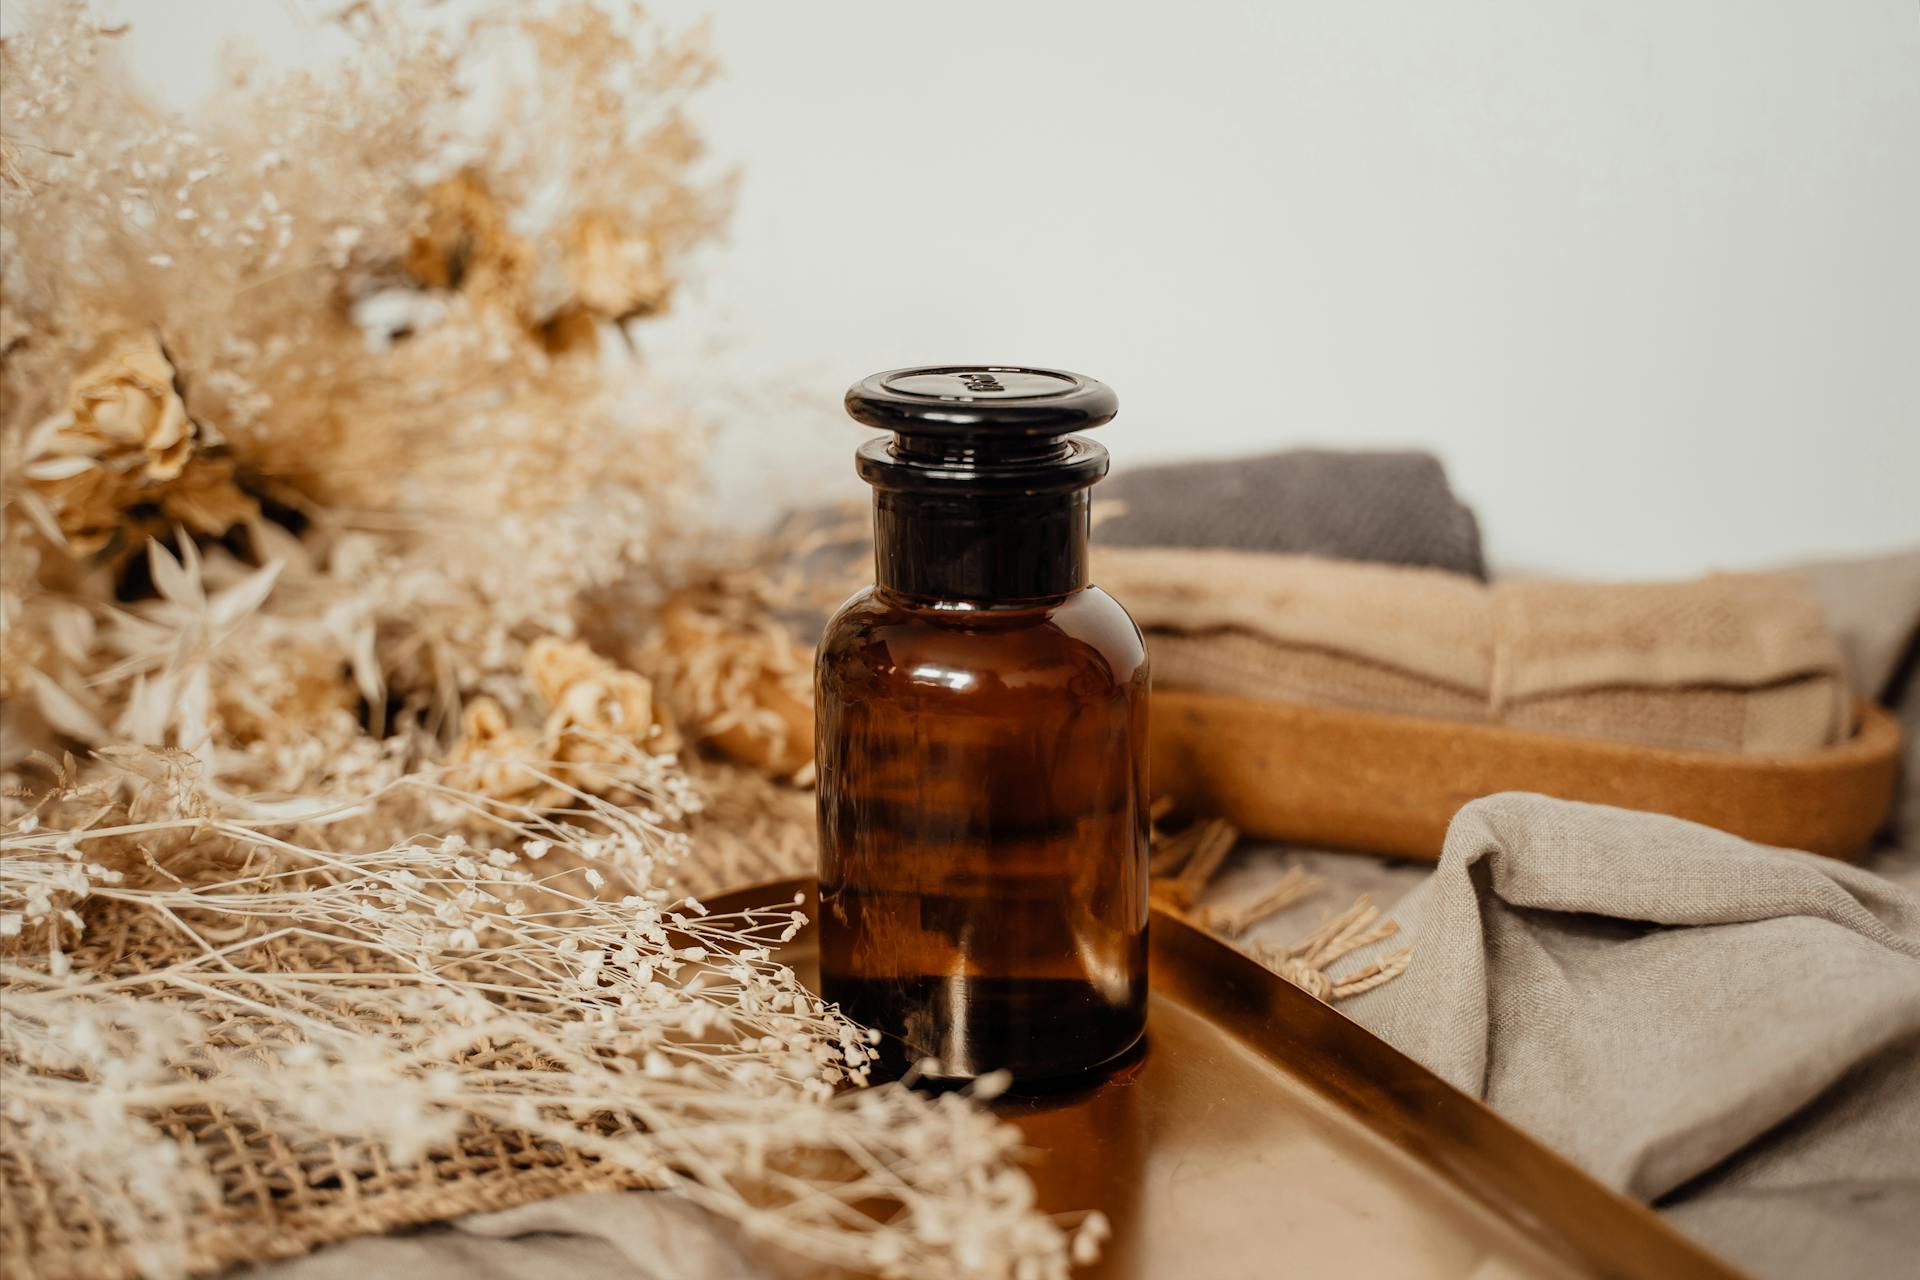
left=0, top=4, right=1098, bottom=1278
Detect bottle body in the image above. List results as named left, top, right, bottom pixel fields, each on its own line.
left=816, top=584, right=1149, bottom=1080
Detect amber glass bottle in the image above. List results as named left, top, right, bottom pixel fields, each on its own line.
left=816, top=366, right=1149, bottom=1082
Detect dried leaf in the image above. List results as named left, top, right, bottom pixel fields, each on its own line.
left=207, top=560, right=282, bottom=631
left=28, top=669, right=110, bottom=742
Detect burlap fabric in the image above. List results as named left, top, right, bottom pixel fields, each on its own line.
left=1098, top=548, right=1852, bottom=754
left=2, top=1128, right=642, bottom=1280
left=0, top=907, right=660, bottom=1280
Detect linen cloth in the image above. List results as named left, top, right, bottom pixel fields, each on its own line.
left=1338, top=793, right=1920, bottom=1280
left=1094, top=448, right=1487, bottom=579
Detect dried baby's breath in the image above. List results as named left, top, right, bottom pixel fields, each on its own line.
left=1, top=756, right=1090, bottom=1279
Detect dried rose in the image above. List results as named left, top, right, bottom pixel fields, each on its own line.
left=27, top=464, right=140, bottom=557
left=527, top=637, right=679, bottom=755
left=565, top=213, right=670, bottom=320
left=526, top=636, right=610, bottom=709
left=446, top=696, right=547, bottom=802
left=449, top=642, right=683, bottom=807
left=547, top=667, right=667, bottom=749
left=53, top=334, right=194, bottom=482
left=652, top=593, right=813, bottom=778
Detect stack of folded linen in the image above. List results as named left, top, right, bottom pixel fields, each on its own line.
left=1098, top=547, right=1851, bottom=755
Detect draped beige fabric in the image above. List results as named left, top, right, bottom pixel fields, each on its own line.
left=1342, top=792, right=1920, bottom=1280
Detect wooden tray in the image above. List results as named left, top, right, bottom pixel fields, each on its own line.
left=1152, top=691, right=1902, bottom=861
left=718, top=878, right=1745, bottom=1280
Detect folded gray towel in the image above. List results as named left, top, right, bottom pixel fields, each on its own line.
left=1342, top=792, right=1920, bottom=1280
left=1094, top=448, right=1486, bottom=579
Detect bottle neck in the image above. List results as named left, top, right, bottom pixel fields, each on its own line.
left=873, top=488, right=1090, bottom=604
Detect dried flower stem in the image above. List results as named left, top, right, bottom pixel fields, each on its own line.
left=1151, top=819, right=1239, bottom=908
left=1196, top=865, right=1322, bottom=937
left=1256, top=896, right=1414, bottom=1003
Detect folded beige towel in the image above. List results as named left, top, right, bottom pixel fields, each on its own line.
left=1097, top=548, right=1852, bottom=754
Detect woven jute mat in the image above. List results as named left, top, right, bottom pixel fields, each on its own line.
left=1, top=1122, right=644, bottom=1280
left=0, top=756, right=829, bottom=1280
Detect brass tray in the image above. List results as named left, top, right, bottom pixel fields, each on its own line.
left=715, top=879, right=1746, bottom=1280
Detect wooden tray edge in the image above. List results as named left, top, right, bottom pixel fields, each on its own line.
left=1152, top=692, right=1902, bottom=861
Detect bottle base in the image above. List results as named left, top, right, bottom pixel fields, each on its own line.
left=898, top=1031, right=1150, bottom=1097
left=827, top=973, right=1146, bottom=1085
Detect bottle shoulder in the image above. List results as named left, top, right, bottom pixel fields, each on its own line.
left=817, top=586, right=1147, bottom=694
left=821, top=586, right=1144, bottom=655
left=1051, top=586, right=1148, bottom=664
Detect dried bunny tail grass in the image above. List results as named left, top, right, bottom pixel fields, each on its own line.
left=1, top=752, right=1097, bottom=1279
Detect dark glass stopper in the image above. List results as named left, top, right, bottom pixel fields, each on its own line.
left=844, top=365, right=1120, bottom=602
left=845, top=365, right=1116, bottom=494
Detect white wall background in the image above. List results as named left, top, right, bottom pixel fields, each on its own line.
left=110, top=1, right=1920, bottom=578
